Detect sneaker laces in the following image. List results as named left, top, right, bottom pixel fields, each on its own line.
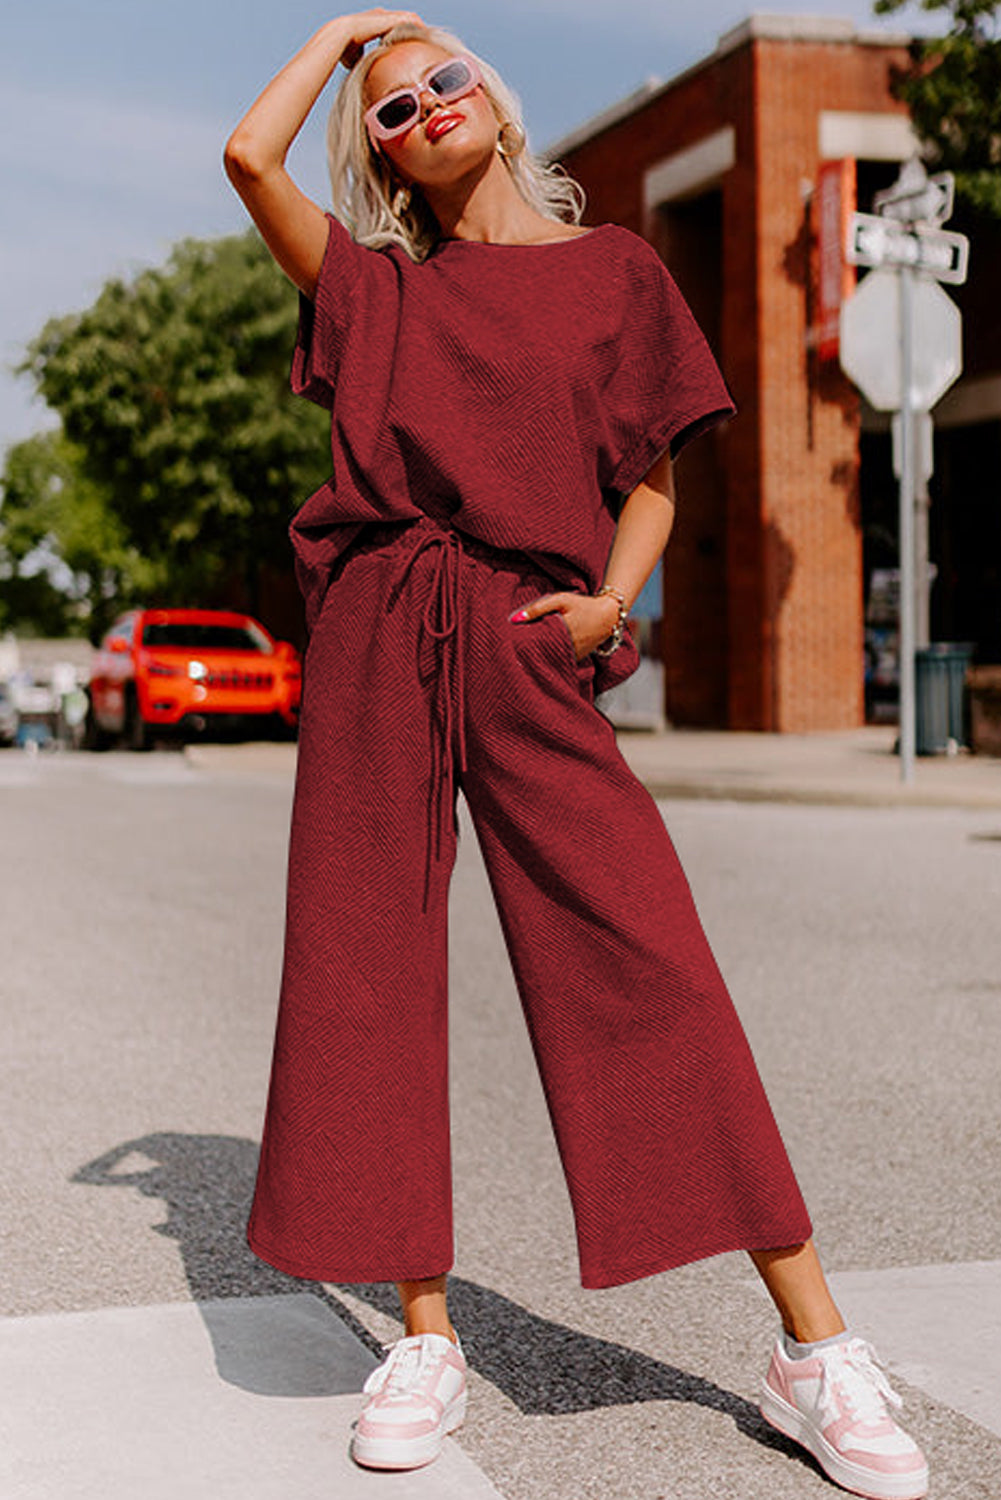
left=820, top=1338, right=903, bottom=1423
left=363, top=1335, right=449, bottom=1400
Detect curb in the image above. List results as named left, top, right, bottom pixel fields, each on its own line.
left=635, top=779, right=1001, bottom=811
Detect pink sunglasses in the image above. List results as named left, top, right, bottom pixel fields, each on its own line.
left=364, top=55, right=483, bottom=143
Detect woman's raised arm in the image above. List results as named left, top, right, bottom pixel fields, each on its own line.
left=224, top=10, right=422, bottom=298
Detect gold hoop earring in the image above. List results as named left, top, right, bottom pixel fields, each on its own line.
left=496, top=121, right=526, bottom=159
left=391, top=185, right=412, bottom=217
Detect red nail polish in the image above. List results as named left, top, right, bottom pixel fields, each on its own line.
left=509, top=608, right=528, bottom=623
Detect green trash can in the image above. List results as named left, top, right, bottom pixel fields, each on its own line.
left=914, top=643, right=974, bottom=754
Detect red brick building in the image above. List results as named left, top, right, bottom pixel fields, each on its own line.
left=552, top=15, right=1001, bottom=731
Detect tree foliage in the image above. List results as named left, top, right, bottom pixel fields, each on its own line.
left=0, top=430, right=159, bottom=638
left=21, top=232, right=329, bottom=610
left=874, top=0, right=1001, bottom=215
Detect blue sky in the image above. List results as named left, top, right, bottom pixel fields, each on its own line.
left=3, top=2, right=934, bottom=457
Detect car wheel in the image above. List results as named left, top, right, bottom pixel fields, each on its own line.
left=82, top=695, right=113, bottom=752
left=124, top=688, right=152, bottom=752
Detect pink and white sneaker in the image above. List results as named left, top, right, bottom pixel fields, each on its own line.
left=760, top=1336, right=928, bottom=1499
left=351, top=1332, right=467, bottom=1471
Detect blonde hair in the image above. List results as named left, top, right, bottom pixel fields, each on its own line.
left=326, top=22, right=585, bottom=263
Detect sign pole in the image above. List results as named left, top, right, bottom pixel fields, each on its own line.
left=915, top=463, right=931, bottom=649
left=840, top=158, right=968, bottom=778
left=898, top=263, right=917, bottom=783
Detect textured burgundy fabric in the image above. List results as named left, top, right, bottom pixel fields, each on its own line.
left=287, top=217, right=735, bottom=696
left=248, top=519, right=812, bottom=1288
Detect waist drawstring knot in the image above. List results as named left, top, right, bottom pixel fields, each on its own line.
left=399, top=524, right=468, bottom=904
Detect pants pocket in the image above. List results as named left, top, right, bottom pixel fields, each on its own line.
left=542, top=611, right=596, bottom=691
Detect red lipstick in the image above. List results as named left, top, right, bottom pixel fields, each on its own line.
left=425, top=111, right=464, bottom=143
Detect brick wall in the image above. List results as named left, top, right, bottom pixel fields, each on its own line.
left=753, top=38, right=909, bottom=730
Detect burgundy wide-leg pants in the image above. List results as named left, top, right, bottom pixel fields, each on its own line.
left=248, top=517, right=811, bottom=1289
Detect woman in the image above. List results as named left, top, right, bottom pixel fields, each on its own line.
left=224, top=13, right=928, bottom=1496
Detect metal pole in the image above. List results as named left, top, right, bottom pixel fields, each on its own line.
left=898, top=265, right=917, bottom=782
left=915, top=469, right=931, bottom=649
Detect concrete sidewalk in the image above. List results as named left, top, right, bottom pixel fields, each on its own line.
left=6, top=1271, right=999, bottom=1499
left=186, top=724, right=1001, bottom=810
left=615, top=724, right=1001, bottom=809
left=0, top=1295, right=502, bottom=1500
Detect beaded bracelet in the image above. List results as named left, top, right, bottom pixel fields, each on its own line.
left=593, top=584, right=629, bottom=658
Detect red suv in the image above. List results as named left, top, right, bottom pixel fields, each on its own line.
left=86, top=608, right=301, bottom=750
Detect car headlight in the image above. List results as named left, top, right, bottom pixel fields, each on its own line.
left=187, top=661, right=208, bottom=681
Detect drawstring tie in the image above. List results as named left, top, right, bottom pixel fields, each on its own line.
left=398, top=523, right=467, bottom=905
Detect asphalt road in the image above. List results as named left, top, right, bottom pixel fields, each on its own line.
left=1, top=747, right=999, bottom=1498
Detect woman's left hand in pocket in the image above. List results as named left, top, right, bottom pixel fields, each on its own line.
left=509, top=591, right=621, bottom=661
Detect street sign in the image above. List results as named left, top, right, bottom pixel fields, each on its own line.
left=872, top=160, right=953, bottom=225
left=839, top=268, right=962, bottom=411
left=848, top=212, right=969, bottom=284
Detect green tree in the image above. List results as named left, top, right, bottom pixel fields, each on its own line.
left=21, top=232, right=329, bottom=609
left=0, top=566, right=78, bottom=639
left=874, top=0, right=1001, bottom=215
left=0, top=430, right=158, bottom=639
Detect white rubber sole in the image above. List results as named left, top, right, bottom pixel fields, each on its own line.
left=760, top=1384, right=928, bottom=1500
left=350, top=1391, right=467, bottom=1471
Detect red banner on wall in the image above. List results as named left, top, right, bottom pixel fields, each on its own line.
left=816, top=158, right=856, bottom=361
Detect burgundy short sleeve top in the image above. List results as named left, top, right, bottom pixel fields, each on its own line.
left=289, top=215, right=734, bottom=628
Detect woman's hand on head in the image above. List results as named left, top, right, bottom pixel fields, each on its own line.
left=509, top=592, right=622, bottom=662
left=226, top=10, right=422, bottom=300
left=338, top=9, right=426, bottom=68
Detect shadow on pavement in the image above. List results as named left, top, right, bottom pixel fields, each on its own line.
left=72, top=1131, right=800, bottom=1462
left=71, top=1133, right=380, bottom=1396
